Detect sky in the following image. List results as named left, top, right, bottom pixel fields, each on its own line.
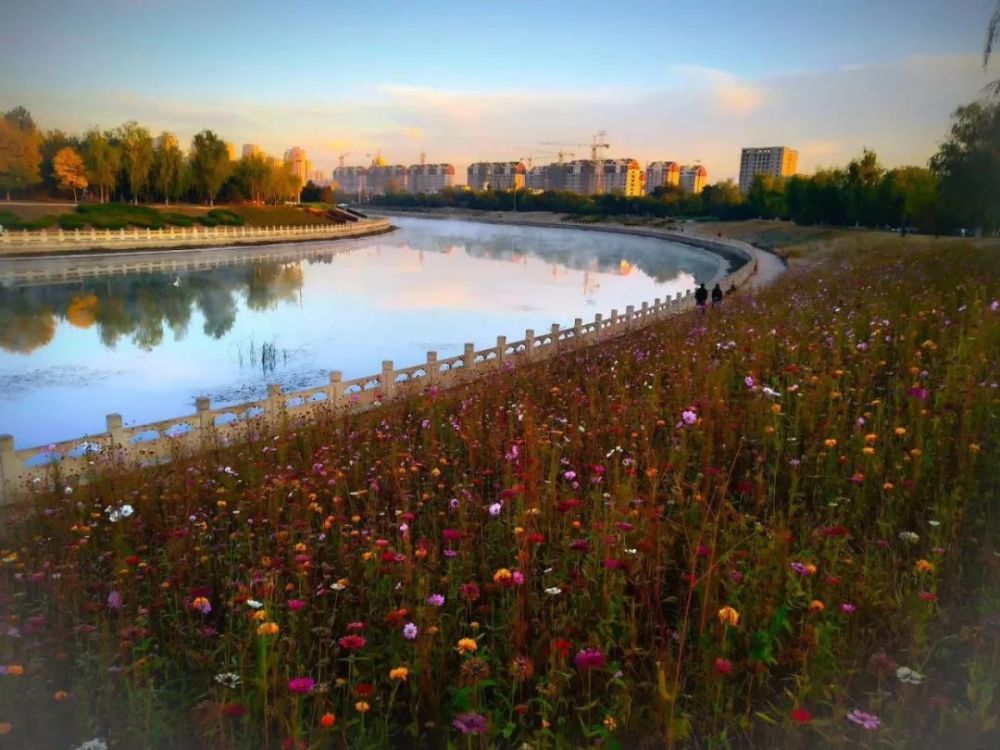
left=1, top=0, right=998, bottom=183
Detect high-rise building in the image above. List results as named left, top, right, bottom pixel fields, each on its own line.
left=242, top=143, right=263, bottom=159
left=408, top=163, right=456, bottom=193
left=600, top=159, right=643, bottom=196
left=738, top=146, right=798, bottom=193
left=546, top=160, right=597, bottom=195
left=284, top=147, right=309, bottom=186
left=467, top=162, right=526, bottom=191
left=154, top=133, right=178, bottom=150
left=526, top=165, right=548, bottom=191
left=679, top=165, right=708, bottom=194
left=645, top=161, right=681, bottom=194
left=367, top=164, right=409, bottom=195
left=308, top=170, right=328, bottom=186
left=333, top=166, right=367, bottom=196
left=226, top=142, right=237, bottom=161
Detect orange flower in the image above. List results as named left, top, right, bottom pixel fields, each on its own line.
left=718, top=606, right=740, bottom=627
left=493, top=568, right=513, bottom=585
left=823, top=438, right=837, bottom=449
left=257, top=622, right=280, bottom=636
left=389, top=667, right=409, bottom=681
left=915, top=559, right=934, bottom=574
left=6, top=665, right=24, bottom=676
left=320, top=712, right=336, bottom=728
left=457, top=638, right=478, bottom=654
left=53, top=691, right=69, bottom=701
left=355, top=701, right=370, bottom=713
left=809, top=600, right=825, bottom=613
left=0, top=723, right=11, bottom=736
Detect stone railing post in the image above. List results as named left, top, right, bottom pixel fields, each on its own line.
left=610, top=309, right=619, bottom=335
left=196, top=397, right=213, bottom=443
left=574, top=317, right=583, bottom=338
left=641, top=301, right=649, bottom=320
left=593, top=312, right=603, bottom=339
left=496, top=335, right=506, bottom=366
left=463, top=343, right=475, bottom=372
left=327, top=371, right=343, bottom=409
left=0, top=434, right=20, bottom=506
left=550, top=323, right=560, bottom=353
left=425, top=352, right=438, bottom=386
left=380, top=360, right=395, bottom=400
left=524, top=329, right=535, bottom=359
left=625, top=305, right=635, bottom=327
left=106, top=413, right=124, bottom=448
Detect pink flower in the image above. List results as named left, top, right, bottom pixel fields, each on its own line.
left=573, top=648, right=607, bottom=671
left=288, top=599, right=305, bottom=611
left=841, top=603, right=857, bottom=614
left=338, top=635, right=366, bottom=650
left=681, top=409, right=697, bottom=426
left=714, top=657, right=733, bottom=675
left=288, top=677, right=315, bottom=694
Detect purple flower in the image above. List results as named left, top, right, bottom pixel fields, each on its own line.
left=489, top=502, right=503, bottom=518
left=288, top=677, right=315, bottom=694
left=427, top=594, right=445, bottom=607
left=574, top=648, right=607, bottom=671
left=403, top=622, right=419, bottom=640
left=906, top=387, right=930, bottom=401
left=791, top=562, right=810, bottom=576
left=452, top=711, right=488, bottom=735
left=841, top=602, right=857, bottom=614
left=681, top=409, right=697, bottom=426
left=563, top=470, right=577, bottom=481
left=107, top=590, right=123, bottom=610
left=846, top=709, right=880, bottom=731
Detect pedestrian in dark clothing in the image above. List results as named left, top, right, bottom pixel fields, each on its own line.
left=711, top=283, right=723, bottom=307
left=694, top=283, right=708, bottom=313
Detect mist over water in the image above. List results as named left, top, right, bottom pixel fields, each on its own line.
left=0, top=218, right=725, bottom=447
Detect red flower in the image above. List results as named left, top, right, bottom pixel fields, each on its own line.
left=354, top=683, right=374, bottom=698
left=557, top=499, right=581, bottom=513
left=527, top=532, right=546, bottom=545
left=338, top=635, right=366, bottom=650
left=791, top=707, right=812, bottom=724
left=714, top=657, right=733, bottom=675
left=553, top=638, right=573, bottom=658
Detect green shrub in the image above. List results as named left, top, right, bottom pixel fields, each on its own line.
left=161, top=213, right=195, bottom=227
left=59, top=215, right=87, bottom=230
left=197, top=217, right=219, bottom=227
left=207, top=208, right=245, bottom=226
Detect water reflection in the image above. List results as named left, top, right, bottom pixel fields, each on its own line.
left=0, top=218, right=725, bottom=446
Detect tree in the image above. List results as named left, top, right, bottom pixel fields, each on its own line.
left=931, top=99, right=1000, bottom=234
left=845, top=148, right=884, bottom=226
left=747, top=174, right=787, bottom=219
left=117, top=121, right=154, bottom=203
left=52, top=147, right=88, bottom=202
left=151, top=134, right=185, bottom=204
left=189, top=130, right=231, bottom=205
left=986, top=0, right=1000, bottom=96
left=40, top=130, right=78, bottom=195
left=0, top=107, right=42, bottom=200
left=83, top=129, right=121, bottom=203
left=233, top=154, right=269, bottom=203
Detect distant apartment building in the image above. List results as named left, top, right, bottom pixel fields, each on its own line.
left=367, top=164, right=409, bottom=195
left=284, top=147, right=311, bottom=186
left=308, top=170, right=329, bottom=186
left=545, top=160, right=598, bottom=195
left=226, top=142, right=237, bottom=161
left=679, top=165, right=708, bottom=194
left=408, top=163, right=456, bottom=193
left=738, top=146, right=798, bottom=193
left=467, top=162, right=526, bottom=191
left=154, top=133, right=178, bottom=150
left=333, top=166, right=367, bottom=196
left=242, top=143, right=263, bottom=159
left=645, top=161, right=681, bottom=194
left=526, top=165, right=549, bottom=191
left=601, top=158, right=643, bottom=196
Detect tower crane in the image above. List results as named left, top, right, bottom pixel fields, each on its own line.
left=540, top=131, right=611, bottom=192
left=337, top=151, right=352, bottom=168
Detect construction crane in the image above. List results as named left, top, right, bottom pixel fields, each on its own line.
left=521, top=149, right=575, bottom=168
left=540, top=131, right=611, bottom=192
left=337, top=151, right=352, bottom=168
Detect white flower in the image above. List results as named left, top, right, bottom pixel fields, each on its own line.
left=624, top=548, right=638, bottom=555
left=245, top=599, right=263, bottom=609
left=928, top=520, right=941, bottom=528
left=488, top=502, right=503, bottom=518
left=544, top=587, right=562, bottom=595
left=214, top=672, right=241, bottom=688
left=106, top=504, right=135, bottom=523
left=762, top=386, right=781, bottom=398
left=898, top=531, right=920, bottom=544
left=74, top=741, right=109, bottom=750
left=896, top=666, right=925, bottom=685
left=330, top=582, right=346, bottom=591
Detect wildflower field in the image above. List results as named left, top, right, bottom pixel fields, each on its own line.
left=2, top=234, right=1000, bottom=749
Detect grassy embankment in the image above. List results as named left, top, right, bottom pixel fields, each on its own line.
left=0, top=203, right=337, bottom=232
left=1, top=229, right=999, bottom=749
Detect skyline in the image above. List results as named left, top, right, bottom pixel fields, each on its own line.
left=2, top=1, right=998, bottom=182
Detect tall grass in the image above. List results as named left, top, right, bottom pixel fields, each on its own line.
left=1, top=239, right=998, bottom=749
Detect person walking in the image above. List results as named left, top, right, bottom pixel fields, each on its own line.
left=711, top=283, right=723, bottom=308
left=695, top=283, right=708, bottom=313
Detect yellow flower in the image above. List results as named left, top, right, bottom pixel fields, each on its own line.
left=910, top=448, right=922, bottom=457
left=863, top=447, right=875, bottom=455
left=882, top=482, right=895, bottom=491
left=604, top=715, right=618, bottom=732
left=969, top=443, right=981, bottom=454
left=718, top=606, right=740, bottom=627
left=824, top=438, right=837, bottom=449
left=809, top=600, right=825, bottom=613
left=915, top=559, right=934, bottom=574
left=389, top=666, right=409, bottom=681
left=493, top=568, right=513, bottom=585
left=895, top=427, right=907, bottom=437
left=256, top=622, right=280, bottom=636
left=457, top=638, right=478, bottom=654
left=355, top=701, right=370, bottom=713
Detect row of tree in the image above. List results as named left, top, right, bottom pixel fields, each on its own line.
left=367, top=98, right=999, bottom=234
left=0, top=107, right=303, bottom=205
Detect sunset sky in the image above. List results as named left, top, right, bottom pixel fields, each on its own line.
left=2, top=0, right=997, bottom=182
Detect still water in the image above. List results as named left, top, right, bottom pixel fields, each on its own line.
left=0, top=218, right=727, bottom=447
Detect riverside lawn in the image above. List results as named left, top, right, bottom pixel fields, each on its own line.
left=1, top=234, right=999, bottom=749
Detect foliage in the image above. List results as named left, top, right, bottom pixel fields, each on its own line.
left=930, top=99, right=1000, bottom=234
left=151, top=134, right=186, bottom=205
left=83, top=129, right=121, bottom=204
left=0, top=109, right=42, bottom=200
left=1, top=238, right=999, bottom=748
left=190, top=130, right=231, bottom=206
left=117, top=121, right=154, bottom=203
left=52, top=146, right=88, bottom=202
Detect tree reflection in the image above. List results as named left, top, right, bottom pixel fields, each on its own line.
left=0, top=259, right=307, bottom=354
